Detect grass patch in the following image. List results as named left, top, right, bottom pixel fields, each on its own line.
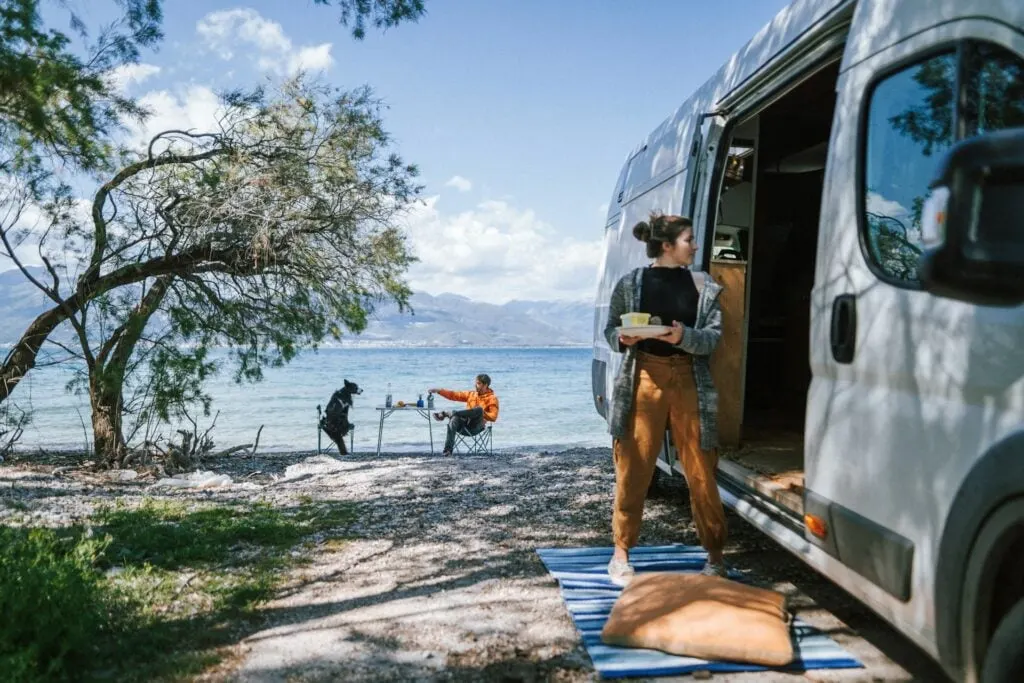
left=1, top=497, right=356, bottom=682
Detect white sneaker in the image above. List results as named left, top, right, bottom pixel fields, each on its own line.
left=700, top=561, right=729, bottom=578
left=607, top=557, right=635, bottom=587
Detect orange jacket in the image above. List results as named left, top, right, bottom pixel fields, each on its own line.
left=437, top=388, right=499, bottom=422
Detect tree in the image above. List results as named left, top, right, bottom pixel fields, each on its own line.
left=312, top=0, right=426, bottom=39
left=887, top=52, right=955, bottom=158
left=0, top=0, right=162, bottom=173
left=864, top=212, right=922, bottom=282
left=0, top=0, right=424, bottom=173
left=1, top=0, right=427, bottom=408
left=34, top=79, right=418, bottom=465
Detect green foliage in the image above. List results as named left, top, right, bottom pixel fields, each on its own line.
left=0, top=527, right=128, bottom=682
left=0, top=0, right=161, bottom=172
left=77, top=77, right=421, bottom=460
left=0, top=498, right=357, bottom=682
left=0, top=0, right=424, bottom=173
left=1, top=0, right=428, bottom=462
left=315, top=0, right=426, bottom=39
left=145, top=345, right=218, bottom=422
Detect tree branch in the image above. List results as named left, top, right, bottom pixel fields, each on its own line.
left=87, top=144, right=232, bottom=284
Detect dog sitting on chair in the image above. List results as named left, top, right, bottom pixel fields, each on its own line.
left=320, top=379, right=362, bottom=455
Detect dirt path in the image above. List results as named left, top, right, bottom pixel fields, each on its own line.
left=208, top=448, right=947, bottom=683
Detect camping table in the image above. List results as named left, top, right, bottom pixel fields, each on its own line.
left=374, top=405, right=434, bottom=456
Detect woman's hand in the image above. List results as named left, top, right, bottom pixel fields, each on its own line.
left=657, top=321, right=684, bottom=345
left=619, top=334, right=642, bottom=347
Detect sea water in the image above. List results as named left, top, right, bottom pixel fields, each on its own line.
left=7, top=347, right=610, bottom=453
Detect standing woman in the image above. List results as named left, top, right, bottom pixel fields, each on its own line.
left=604, top=212, right=728, bottom=585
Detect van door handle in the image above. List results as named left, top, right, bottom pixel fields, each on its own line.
left=830, top=294, right=857, bottom=364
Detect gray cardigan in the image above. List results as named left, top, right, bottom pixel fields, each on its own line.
left=603, top=266, right=723, bottom=451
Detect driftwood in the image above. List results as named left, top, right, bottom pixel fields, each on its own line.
left=251, top=424, right=264, bottom=458
left=115, top=420, right=267, bottom=475
left=210, top=444, right=252, bottom=458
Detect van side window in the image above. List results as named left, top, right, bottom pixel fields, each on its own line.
left=862, top=43, right=1024, bottom=285
left=863, top=52, right=955, bottom=283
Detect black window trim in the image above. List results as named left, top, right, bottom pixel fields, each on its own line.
left=699, top=119, right=738, bottom=273
left=856, top=40, right=967, bottom=290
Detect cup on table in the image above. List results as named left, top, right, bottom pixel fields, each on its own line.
left=620, top=312, right=651, bottom=327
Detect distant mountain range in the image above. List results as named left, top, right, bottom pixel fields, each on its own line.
left=0, top=267, right=595, bottom=347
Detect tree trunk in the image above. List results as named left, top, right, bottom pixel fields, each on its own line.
left=90, top=277, right=172, bottom=468
left=91, top=379, right=128, bottom=468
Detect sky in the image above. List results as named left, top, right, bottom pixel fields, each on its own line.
left=16, top=0, right=793, bottom=304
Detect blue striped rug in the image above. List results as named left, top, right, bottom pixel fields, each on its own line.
left=536, top=545, right=863, bottom=679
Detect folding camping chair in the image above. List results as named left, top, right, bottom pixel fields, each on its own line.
left=453, top=423, right=493, bottom=455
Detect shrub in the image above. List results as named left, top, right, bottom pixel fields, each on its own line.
left=0, top=527, right=126, bottom=682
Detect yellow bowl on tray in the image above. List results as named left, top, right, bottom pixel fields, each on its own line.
left=620, top=312, right=651, bottom=327
left=396, top=400, right=406, bottom=407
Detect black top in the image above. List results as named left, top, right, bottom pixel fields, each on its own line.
left=636, top=266, right=698, bottom=356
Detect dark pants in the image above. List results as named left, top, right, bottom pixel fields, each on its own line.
left=445, top=407, right=485, bottom=452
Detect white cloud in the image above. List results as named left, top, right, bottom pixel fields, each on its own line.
left=598, top=203, right=609, bottom=215
left=0, top=185, right=44, bottom=269
left=126, top=85, right=223, bottom=151
left=444, top=175, right=473, bottom=192
left=0, top=180, right=92, bottom=274
left=108, top=63, right=162, bottom=92
left=866, top=192, right=910, bottom=219
left=288, top=43, right=334, bottom=73
left=197, top=9, right=289, bottom=57
left=197, top=8, right=334, bottom=75
left=402, top=197, right=602, bottom=304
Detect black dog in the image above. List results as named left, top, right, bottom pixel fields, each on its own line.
left=320, top=379, right=362, bottom=455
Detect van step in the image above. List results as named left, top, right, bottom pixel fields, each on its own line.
left=718, top=458, right=804, bottom=516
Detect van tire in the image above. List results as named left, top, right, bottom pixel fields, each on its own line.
left=982, top=599, right=1024, bottom=683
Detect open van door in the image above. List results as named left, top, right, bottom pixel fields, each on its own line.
left=688, top=114, right=728, bottom=266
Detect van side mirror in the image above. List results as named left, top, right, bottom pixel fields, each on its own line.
left=918, top=127, right=1024, bottom=307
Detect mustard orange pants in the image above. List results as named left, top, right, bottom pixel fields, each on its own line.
left=612, top=352, right=728, bottom=554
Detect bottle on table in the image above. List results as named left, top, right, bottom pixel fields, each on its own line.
left=385, top=383, right=392, bottom=408
left=417, top=394, right=424, bottom=408
left=427, top=391, right=435, bottom=410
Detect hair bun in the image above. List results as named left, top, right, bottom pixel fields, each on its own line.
left=632, top=221, right=652, bottom=242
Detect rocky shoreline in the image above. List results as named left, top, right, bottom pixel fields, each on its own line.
left=1, top=447, right=946, bottom=682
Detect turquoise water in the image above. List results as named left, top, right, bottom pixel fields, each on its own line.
left=8, top=347, right=610, bottom=453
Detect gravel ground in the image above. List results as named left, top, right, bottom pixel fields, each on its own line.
left=0, top=447, right=949, bottom=682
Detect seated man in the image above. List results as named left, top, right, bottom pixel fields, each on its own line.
left=430, top=374, right=500, bottom=456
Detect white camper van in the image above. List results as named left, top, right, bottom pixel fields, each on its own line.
left=591, top=1, right=1024, bottom=681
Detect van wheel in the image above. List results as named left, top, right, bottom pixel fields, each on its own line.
left=982, top=599, right=1024, bottom=683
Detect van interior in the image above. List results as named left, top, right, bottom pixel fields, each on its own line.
left=710, top=60, right=842, bottom=517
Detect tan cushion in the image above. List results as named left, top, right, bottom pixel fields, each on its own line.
left=601, top=572, right=794, bottom=666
